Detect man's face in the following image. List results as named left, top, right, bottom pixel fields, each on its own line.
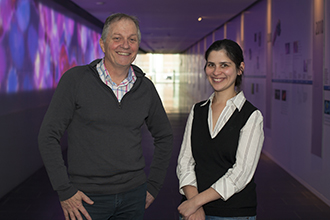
left=99, top=19, right=139, bottom=71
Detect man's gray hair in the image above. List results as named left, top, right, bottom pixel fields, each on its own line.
left=101, top=13, right=141, bottom=43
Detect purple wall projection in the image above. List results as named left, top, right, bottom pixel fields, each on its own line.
left=0, top=0, right=103, bottom=94
left=0, top=0, right=104, bottom=199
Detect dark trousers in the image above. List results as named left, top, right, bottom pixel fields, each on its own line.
left=82, top=183, right=147, bottom=220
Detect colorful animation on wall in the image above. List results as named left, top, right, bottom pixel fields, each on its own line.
left=0, top=0, right=103, bottom=93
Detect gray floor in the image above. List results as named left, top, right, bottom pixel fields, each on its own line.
left=1, top=112, right=330, bottom=219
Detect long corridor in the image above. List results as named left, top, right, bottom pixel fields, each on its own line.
left=1, top=82, right=330, bottom=219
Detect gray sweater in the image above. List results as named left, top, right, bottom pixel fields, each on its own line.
left=38, top=59, right=173, bottom=201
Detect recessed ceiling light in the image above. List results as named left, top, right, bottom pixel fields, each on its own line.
left=198, top=17, right=203, bottom=22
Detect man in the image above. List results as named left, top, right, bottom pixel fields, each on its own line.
left=38, top=13, right=173, bottom=220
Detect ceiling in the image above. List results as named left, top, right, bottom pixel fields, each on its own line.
left=70, top=0, right=259, bottom=54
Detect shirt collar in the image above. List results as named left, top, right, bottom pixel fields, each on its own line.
left=98, top=58, right=136, bottom=85
left=201, top=91, right=246, bottom=111
left=127, top=66, right=136, bottom=82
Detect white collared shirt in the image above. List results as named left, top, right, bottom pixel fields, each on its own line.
left=176, top=91, right=264, bottom=201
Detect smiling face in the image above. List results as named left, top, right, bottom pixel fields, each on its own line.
left=99, top=18, right=139, bottom=72
left=205, top=49, right=244, bottom=94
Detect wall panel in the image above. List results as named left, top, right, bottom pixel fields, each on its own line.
left=181, top=0, right=330, bottom=206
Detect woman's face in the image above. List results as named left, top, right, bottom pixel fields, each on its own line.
left=205, top=49, right=243, bottom=93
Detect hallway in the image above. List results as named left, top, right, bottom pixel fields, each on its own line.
left=1, top=82, right=330, bottom=219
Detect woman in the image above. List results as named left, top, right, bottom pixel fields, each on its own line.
left=177, top=39, right=264, bottom=220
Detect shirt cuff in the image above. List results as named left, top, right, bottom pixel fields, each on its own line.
left=179, top=176, right=197, bottom=195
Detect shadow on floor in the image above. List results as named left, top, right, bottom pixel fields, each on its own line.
left=1, top=113, right=330, bottom=219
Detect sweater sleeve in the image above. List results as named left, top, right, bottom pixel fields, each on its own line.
left=144, top=82, right=173, bottom=198
left=38, top=69, right=79, bottom=201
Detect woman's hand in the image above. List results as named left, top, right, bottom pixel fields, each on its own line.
left=178, top=196, right=203, bottom=220
left=187, top=207, right=205, bottom=220
left=180, top=205, right=205, bottom=220
left=178, top=187, right=222, bottom=220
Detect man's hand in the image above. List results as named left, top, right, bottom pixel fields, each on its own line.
left=145, top=191, right=155, bottom=209
left=60, top=190, right=94, bottom=220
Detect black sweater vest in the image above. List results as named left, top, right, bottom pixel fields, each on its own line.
left=191, top=100, right=257, bottom=217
